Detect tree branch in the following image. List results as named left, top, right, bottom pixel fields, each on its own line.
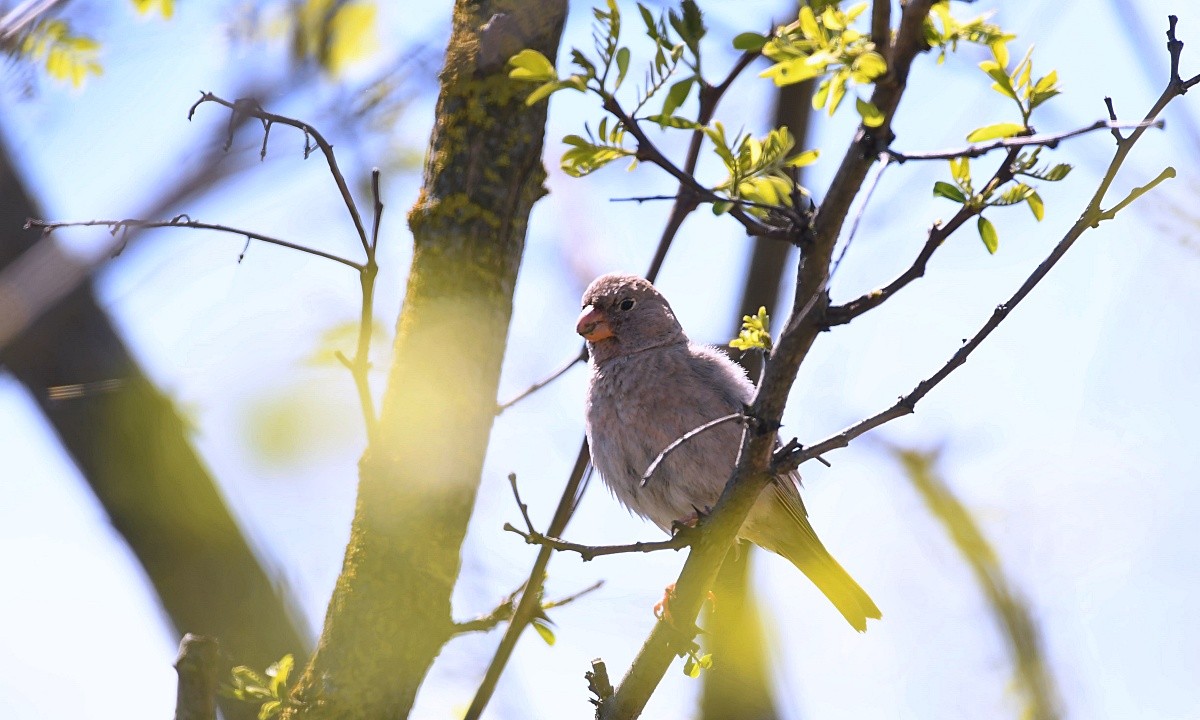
left=464, top=45, right=764, bottom=720
left=24, top=217, right=364, bottom=271
left=452, top=580, right=604, bottom=635
left=885, top=119, right=1163, bottom=162
left=495, top=345, right=587, bottom=415
left=190, top=92, right=371, bottom=256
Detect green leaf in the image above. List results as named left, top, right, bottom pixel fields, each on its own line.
left=684, top=656, right=701, bottom=678
left=933, top=181, right=967, bottom=203
left=258, top=700, right=282, bottom=720
left=699, top=653, right=714, bottom=669
left=1045, top=163, right=1072, bottom=181
left=950, top=157, right=970, bottom=185
left=532, top=618, right=557, bottom=646
left=787, top=148, right=820, bottom=167
left=1027, top=191, right=1044, bottom=221
left=978, top=215, right=999, bottom=254
left=990, top=39, right=1009, bottom=68
left=798, top=6, right=821, bottom=41
left=661, top=76, right=695, bottom=117
left=645, top=114, right=701, bottom=129
left=855, top=97, right=884, bottom=127
left=851, top=51, right=887, bottom=82
left=712, top=200, right=733, bottom=215
left=508, top=49, right=556, bottom=83
left=732, top=32, right=768, bottom=51
left=615, top=47, right=631, bottom=88
left=966, top=122, right=1025, bottom=143
left=267, top=655, right=293, bottom=697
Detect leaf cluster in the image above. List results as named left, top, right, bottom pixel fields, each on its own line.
left=729, top=306, right=772, bottom=352
left=222, top=654, right=294, bottom=720
left=750, top=3, right=888, bottom=127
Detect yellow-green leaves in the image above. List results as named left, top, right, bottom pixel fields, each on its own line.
left=508, top=49, right=589, bottom=106
left=923, top=1, right=1013, bottom=63
left=223, top=654, right=293, bottom=720
left=759, top=2, right=887, bottom=127
left=975, top=42, right=1060, bottom=128
left=295, top=0, right=377, bottom=76
left=509, top=49, right=558, bottom=83
left=19, top=19, right=102, bottom=88
left=561, top=118, right=634, bottom=177
left=683, top=652, right=714, bottom=678
left=131, top=0, right=174, bottom=18
left=730, top=307, right=772, bottom=352
left=977, top=216, right=998, bottom=254
left=708, top=125, right=817, bottom=216
left=966, top=122, right=1025, bottom=143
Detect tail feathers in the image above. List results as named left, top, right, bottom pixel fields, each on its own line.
left=778, top=537, right=881, bottom=632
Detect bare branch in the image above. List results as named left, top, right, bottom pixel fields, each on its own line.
left=830, top=153, right=891, bottom=281
left=495, top=345, right=588, bottom=415
left=190, top=92, right=372, bottom=256
left=885, top=119, right=1163, bottom=163
left=504, top=523, right=692, bottom=562
left=641, top=413, right=745, bottom=486
left=25, top=217, right=364, bottom=271
left=452, top=580, right=604, bottom=635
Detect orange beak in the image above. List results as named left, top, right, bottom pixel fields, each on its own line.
left=576, top=305, right=614, bottom=342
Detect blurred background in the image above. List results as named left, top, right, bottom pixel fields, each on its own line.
left=1, top=0, right=1197, bottom=718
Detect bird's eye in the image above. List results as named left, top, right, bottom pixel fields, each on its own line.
left=619, top=298, right=635, bottom=311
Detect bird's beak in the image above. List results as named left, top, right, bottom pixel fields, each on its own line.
left=576, top=305, right=614, bottom=342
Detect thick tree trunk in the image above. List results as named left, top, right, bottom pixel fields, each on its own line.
left=285, top=3, right=567, bottom=717
left=0, top=140, right=309, bottom=720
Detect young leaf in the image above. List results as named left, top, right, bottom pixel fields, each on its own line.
left=645, top=114, right=701, bottom=129
left=966, top=122, right=1024, bottom=143
left=661, top=76, right=695, bottom=117
left=855, top=97, right=885, bottom=127
left=1027, top=191, right=1045, bottom=221
left=532, top=618, right=557, bottom=646
left=978, top=215, right=999, bottom=254
left=933, top=181, right=967, bottom=203
left=508, top=49, right=557, bottom=83
left=787, top=148, right=820, bottom=167
left=615, top=46, right=631, bottom=88
left=684, top=656, right=701, bottom=678
left=732, top=32, right=768, bottom=51
left=950, top=156, right=970, bottom=185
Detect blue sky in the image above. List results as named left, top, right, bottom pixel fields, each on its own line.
left=2, top=1, right=1198, bottom=718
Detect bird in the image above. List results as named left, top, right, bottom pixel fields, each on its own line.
left=577, top=272, right=880, bottom=632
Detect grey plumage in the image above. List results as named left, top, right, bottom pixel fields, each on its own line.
left=578, top=273, right=881, bottom=632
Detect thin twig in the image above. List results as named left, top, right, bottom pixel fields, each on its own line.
left=504, top=523, right=693, bottom=561
left=25, top=218, right=364, bottom=271
left=886, top=119, right=1162, bottom=163
left=641, top=413, right=745, bottom=486
left=190, top=92, right=372, bottom=256
left=495, top=346, right=588, bottom=415
left=452, top=580, right=604, bottom=635
left=830, top=153, right=890, bottom=281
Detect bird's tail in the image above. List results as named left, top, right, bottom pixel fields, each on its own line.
left=776, top=532, right=881, bottom=632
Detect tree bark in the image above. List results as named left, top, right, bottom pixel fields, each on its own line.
left=700, top=64, right=816, bottom=720
left=285, top=2, right=567, bottom=717
left=0, top=139, right=309, bottom=720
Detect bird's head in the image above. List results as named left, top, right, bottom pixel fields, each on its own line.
left=577, top=273, right=686, bottom=364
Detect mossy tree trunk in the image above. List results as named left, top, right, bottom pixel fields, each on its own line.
left=285, top=2, right=567, bottom=717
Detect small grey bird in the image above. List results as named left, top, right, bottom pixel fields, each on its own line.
left=578, top=273, right=880, bottom=632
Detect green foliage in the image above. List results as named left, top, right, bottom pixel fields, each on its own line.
left=730, top=306, right=772, bottom=352
left=681, top=649, right=713, bottom=678
left=531, top=616, right=557, bottom=646
left=16, top=18, right=102, bottom=88
left=934, top=148, right=1072, bottom=252
left=975, top=42, right=1060, bottom=129
left=294, top=0, right=378, bottom=76
left=760, top=3, right=887, bottom=126
left=223, top=654, right=294, bottom=720
left=561, top=118, right=636, bottom=177
left=131, top=0, right=175, bottom=18
left=923, top=1, right=1014, bottom=63
left=709, top=125, right=818, bottom=214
